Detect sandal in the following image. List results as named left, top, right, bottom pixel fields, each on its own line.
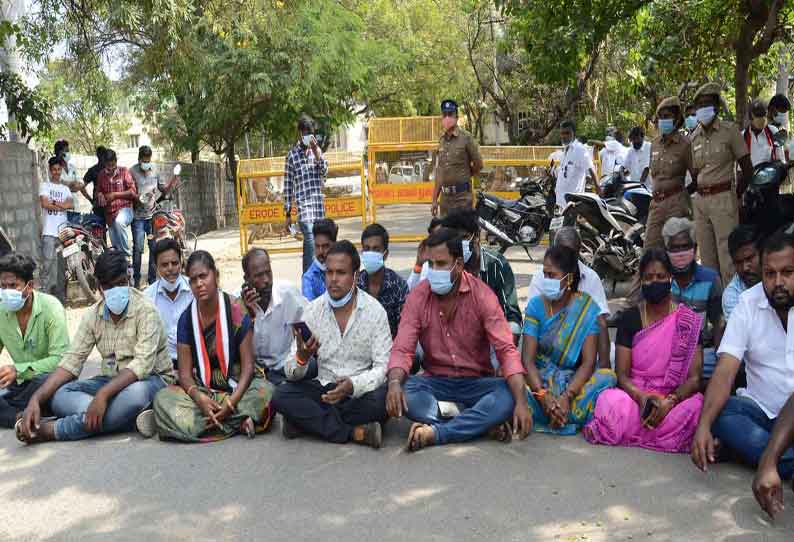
left=241, top=417, right=256, bottom=440
left=487, top=422, right=513, bottom=444
left=15, top=418, right=28, bottom=444
left=405, top=423, right=434, bottom=452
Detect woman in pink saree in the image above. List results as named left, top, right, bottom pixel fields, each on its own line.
left=584, top=249, right=704, bottom=453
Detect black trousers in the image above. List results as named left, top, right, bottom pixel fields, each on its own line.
left=271, top=380, right=388, bottom=443
left=0, top=373, right=49, bottom=428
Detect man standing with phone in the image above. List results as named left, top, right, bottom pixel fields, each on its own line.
left=284, top=114, right=329, bottom=273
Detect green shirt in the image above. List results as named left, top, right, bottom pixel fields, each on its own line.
left=0, top=291, right=69, bottom=383
left=478, top=247, right=522, bottom=334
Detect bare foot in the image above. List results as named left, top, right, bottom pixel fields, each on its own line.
left=17, top=420, right=56, bottom=445
left=405, top=423, right=435, bottom=452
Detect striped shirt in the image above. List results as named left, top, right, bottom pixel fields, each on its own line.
left=722, top=274, right=747, bottom=321
left=283, top=142, right=329, bottom=223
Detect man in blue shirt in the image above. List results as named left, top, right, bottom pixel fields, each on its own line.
left=722, top=225, right=761, bottom=320
left=302, top=218, right=338, bottom=301
left=663, top=217, right=724, bottom=381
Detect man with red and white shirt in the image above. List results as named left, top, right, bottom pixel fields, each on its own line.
left=386, top=227, right=532, bottom=451
left=744, top=99, right=780, bottom=167
left=95, top=149, right=137, bottom=258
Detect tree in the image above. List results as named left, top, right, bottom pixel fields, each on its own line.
left=36, top=59, right=129, bottom=154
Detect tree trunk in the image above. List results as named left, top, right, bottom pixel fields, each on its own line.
left=735, top=49, right=752, bottom=127
left=225, top=141, right=237, bottom=185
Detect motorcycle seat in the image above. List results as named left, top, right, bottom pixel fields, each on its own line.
left=484, top=193, right=521, bottom=209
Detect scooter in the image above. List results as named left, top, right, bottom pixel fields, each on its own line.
left=57, top=213, right=106, bottom=301
left=743, top=159, right=794, bottom=236
left=476, top=168, right=556, bottom=257
left=598, top=168, right=652, bottom=225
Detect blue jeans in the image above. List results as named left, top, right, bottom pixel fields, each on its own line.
left=108, top=207, right=133, bottom=258
left=132, top=218, right=156, bottom=285
left=299, top=221, right=315, bottom=273
left=712, top=396, right=794, bottom=479
left=404, top=376, right=515, bottom=445
left=51, top=375, right=166, bottom=441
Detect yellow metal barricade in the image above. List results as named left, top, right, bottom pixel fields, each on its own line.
left=236, top=151, right=367, bottom=255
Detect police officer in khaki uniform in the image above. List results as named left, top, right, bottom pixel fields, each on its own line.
left=690, top=82, right=753, bottom=286
left=645, top=96, right=694, bottom=250
left=432, top=100, right=483, bottom=217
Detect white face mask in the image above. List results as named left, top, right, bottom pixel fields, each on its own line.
left=302, top=135, right=313, bottom=147
left=161, top=277, right=180, bottom=292
left=140, top=162, right=153, bottom=172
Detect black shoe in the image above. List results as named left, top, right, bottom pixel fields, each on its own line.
left=353, top=422, right=382, bottom=449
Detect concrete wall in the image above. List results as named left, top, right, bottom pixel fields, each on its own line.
left=0, top=143, right=45, bottom=263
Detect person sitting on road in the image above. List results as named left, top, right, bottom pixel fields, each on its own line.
left=406, top=217, right=444, bottom=291
left=143, top=238, right=194, bottom=369
left=302, top=218, right=338, bottom=301
left=663, top=217, right=723, bottom=382
left=240, top=247, right=305, bottom=386
left=357, top=223, right=408, bottom=339
left=523, top=245, right=616, bottom=435
left=386, top=228, right=532, bottom=451
left=584, top=249, right=704, bottom=452
left=722, top=225, right=761, bottom=321
left=528, top=227, right=611, bottom=368
left=692, top=230, right=794, bottom=479
left=752, top=392, right=794, bottom=519
left=272, top=241, right=391, bottom=448
left=0, top=253, right=69, bottom=429
left=153, top=251, right=272, bottom=442
left=18, top=250, right=172, bottom=444
left=441, top=209, right=522, bottom=339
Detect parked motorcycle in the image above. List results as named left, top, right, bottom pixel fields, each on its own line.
left=145, top=165, right=197, bottom=258
left=57, top=213, right=106, bottom=301
left=556, top=191, right=644, bottom=285
left=742, top=159, right=794, bottom=236
left=476, top=168, right=556, bottom=257
left=598, top=169, right=652, bottom=225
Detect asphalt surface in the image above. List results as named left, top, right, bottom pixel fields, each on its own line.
left=1, top=207, right=792, bottom=541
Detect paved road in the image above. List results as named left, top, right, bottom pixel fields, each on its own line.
left=1, top=208, right=792, bottom=540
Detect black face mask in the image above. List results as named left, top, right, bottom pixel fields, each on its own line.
left=642, top=280, right=672, bottom=304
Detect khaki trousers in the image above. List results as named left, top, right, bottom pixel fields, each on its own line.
left=440, top=191, right=473, bottom=217
left=692, top=190, right=737, bottom=286
left=644, top=192, right=690, bottom=251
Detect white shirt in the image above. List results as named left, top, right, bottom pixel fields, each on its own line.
left=718, top=282, right=794, bottom=418
left=527, top=261, right=610, bottom=316
left=745, top=125, right=779, bottom=166
left=286, top=289, right=391, bottom=398
left=623, top=141, right=652, bottom=189
left=144, top=276, right=194, bottom=360
left=61, top=164, right=82, bottom=212
left=599, top=141, right=628, bottom=177
left=555, top=140, right=594, bottom=208
left=249, top=281, right=305, bottom=371
left=39, top=182, right=72, bottom=237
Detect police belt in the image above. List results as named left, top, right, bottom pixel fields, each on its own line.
left=441, top=181, right=471, bottom=195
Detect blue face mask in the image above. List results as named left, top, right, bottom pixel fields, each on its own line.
left=0, top=286, right=29, bottom=312
left=428, top=263, right=459, bottom=296
left=696, top=106, right=716, bottom=125
left=537, top=274, right=569, bottom=301
left=104, top=286, right=130, bottom=315
left=63, top=152, right=71, bottom=164
left=462, top=239, right=474, bottom=264
left=140, top=162, right=153, bottom=172
left=684, top=115, right=698, bottom=130
left=361, top=251, right=384, bottom=274
left=658, top=119, right=676, bottom=135
left=315, top=258, right=327, bottom=272
left=326, top=285, right=355, bottom=309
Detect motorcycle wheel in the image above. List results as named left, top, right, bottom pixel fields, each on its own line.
left=73, top=252, right=99, bottom=302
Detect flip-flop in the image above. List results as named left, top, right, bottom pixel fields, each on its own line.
left=488, top=422, right=513, bottom=444
left=15, top=418, right=30, bottom=444
left=405, top=422, right=431, bottom=453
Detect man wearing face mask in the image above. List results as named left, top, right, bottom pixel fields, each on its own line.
left=273, top=241, right=391, bottom=448
left=240, top=247, right=305, bottom=386
left=54, top=140, right=84, bottom=214
left=663, top=218, right=724, bottom=381
left=143, top=239, right=194, bottom=370
left=768, top=94, right=790, bottom=135
left=692, top=230, right=794, bottom=483
left=95, top=149, right=137, bottom=259
left=431, top=100, right=483, bottom=218
left=555, top=120, right=597, bottom=209
left=301, top=218, right=338, bottom=301
left=684, top=104, right=699, bottom=135
left=442, top=209, right=522, bottom=340
left=357, top=223, right=407, bottom=339
left=386, top=228, right=532, bottom=451
left=690, top=83, right=754, bottom=286
left=284, top=114, right=329, bottom=273
left=18, top=250, right=172, bottom=443
left=723, top=225, right=762, bottom=320
left=744, top=99, right=780, bottom=167
left=0, top=253, right=69, bottom=428
left=645, top=97, right=695, bottom=250
left=598, top=128, right=628, bottom=178
left=622, top=126, right=652, bottom=190
left=130, top=146, right=178, bottom=288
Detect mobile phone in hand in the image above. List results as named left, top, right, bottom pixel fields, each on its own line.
left=291, top=322, right=313, bottom=343
left=641, top=398, right=656, bottom=421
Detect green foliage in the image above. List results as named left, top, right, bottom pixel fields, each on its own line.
left=0, top=73, right=51, bottom=143
left=36, top=60, right=129, bottom=154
